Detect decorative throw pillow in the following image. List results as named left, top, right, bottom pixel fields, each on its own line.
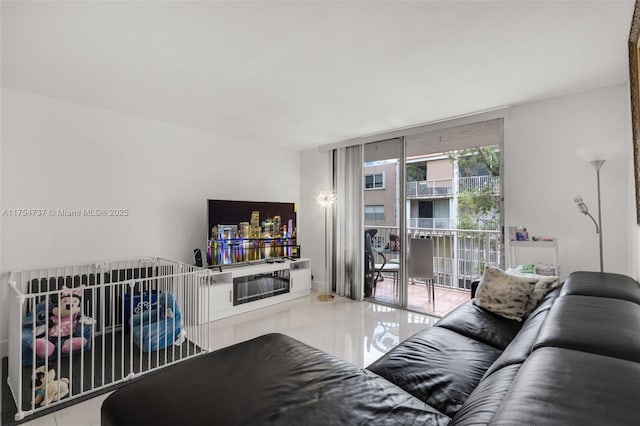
left=505, top=268, right=561, bottom=314
left=473, top=266, right=539, bottom=321
left=527, top=276, right=561, bottom=313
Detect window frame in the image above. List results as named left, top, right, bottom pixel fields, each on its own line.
left=364, top=205, right=385, bottom=221
left=364, top=172, right=385, bottom=190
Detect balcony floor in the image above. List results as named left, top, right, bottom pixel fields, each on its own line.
left=369, top=274, right=471, bottom=317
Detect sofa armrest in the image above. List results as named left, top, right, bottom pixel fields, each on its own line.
left=470, top=280, right=480, bottom=298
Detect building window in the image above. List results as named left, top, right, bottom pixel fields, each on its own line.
left=406, top=163, right=427, bottom=182
left=365, top=172, right=385, bottom=190
left=365, top=205, right=385, bottom=221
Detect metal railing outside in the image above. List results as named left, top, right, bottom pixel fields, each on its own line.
left=407, top=218, right=451, bottom=229
left=458, top=175, right=499, bottom=193
left=366, top=226, right=501, bottom=291
left=406, top=178, right=453, bottom=198
left=405, top=176, right=499, bottom=198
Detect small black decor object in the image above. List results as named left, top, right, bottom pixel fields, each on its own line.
left=194, top=249, right=203, bottom=267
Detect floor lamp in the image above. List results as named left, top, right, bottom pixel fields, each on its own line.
left=575, top=147, right=608, bottom=273
left=317, top=190, right=336, bottom=301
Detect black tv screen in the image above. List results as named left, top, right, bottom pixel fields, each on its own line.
left=207, top=199, right=297, bottom=266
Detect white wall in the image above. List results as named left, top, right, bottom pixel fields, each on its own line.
left=505, top=84, right=632, bottom=279
left=4, top=84, right=635, bottom=357
left=298, top=85, right=635, bottom=297
left=298, top=147, right=332, bottom=291
left=0, top=88, right=301, bottom=356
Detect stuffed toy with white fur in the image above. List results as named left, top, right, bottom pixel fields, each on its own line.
left=32, top=366, right=69, bottom=407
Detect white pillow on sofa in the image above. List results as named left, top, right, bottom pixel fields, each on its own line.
left=473, top=266, right=539, bottom=321
left=505, top=268, right=561, bottom=312
left=529, top=275, right=561, bottom=310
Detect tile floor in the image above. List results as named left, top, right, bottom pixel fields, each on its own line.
left=13, top=293, right=438, bottom=426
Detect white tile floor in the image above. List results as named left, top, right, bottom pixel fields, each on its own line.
left=15, top=293, right=438, bottom=426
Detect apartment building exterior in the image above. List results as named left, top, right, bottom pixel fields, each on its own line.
left=364, top=150, right=500, bottom=289
left=364, top=153, right=458, bottom=232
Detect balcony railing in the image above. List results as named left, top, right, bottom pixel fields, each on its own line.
left=459, top=175, right=499, bottom=193
left=405, top=176, right=500, bottom=199
left=460, top=217, right=501, bottom=231
left=407, top=218, right=451, bottom=229
left=406, top=178, right=453, bottom=197
left=366, top=225, right=501, bottom=291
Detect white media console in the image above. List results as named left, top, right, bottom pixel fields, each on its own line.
left=192, top=258, right=312, bottom=323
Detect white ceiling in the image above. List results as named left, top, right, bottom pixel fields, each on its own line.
left=1, top=1, right=635, bottom=149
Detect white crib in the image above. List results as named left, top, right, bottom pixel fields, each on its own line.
left=7, top=257, right=213, bottom=421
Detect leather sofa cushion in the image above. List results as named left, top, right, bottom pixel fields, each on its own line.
left=482, top=305, right=549, bottom=378
left=533, top=295, right=640, bottom=363
left=435, top=300, right=522, bottom=350
left=367, top=327, right=502, bottom=417
left=449, top=364, right=521, bottom=426
left=102, top=333, right=450, bottom=426
left=561, top=271, right=640, bottom=304
left=490, top=347, right=640, bottom=426
left=481, top=286, right=560, bottom=379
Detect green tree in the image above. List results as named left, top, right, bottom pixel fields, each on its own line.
left=406, top=163, right=426, bottom=182
left=451, top=146, right=500, bottom=230
left=456, top=146, right=500, bottom=177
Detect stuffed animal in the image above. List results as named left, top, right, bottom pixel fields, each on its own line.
left=33, top=286, right=94, bottom=359
left=32, top=366, right=69, bottom=407
left=21, top=300, right=50, bottom=365
left=23, top=301, right=49, bottom=336
left=130, top=292, right=183, bottom=352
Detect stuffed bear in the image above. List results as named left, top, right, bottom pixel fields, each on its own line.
left=33, top=286, right=93, bottom=359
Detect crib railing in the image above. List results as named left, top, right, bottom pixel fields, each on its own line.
left=7, top=257, right=212, bottom=421
left=7, top=282, right=24, bottom=419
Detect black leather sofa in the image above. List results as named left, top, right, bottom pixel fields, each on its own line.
left=101, top=271, right=640, bottom=425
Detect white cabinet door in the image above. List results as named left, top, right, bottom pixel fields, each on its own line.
left=290, top=269, right=311, bottom=293
left=211, top=283, right=233, bottom=313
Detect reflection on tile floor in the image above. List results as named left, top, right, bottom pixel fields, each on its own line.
left=16, top=391, right=110, bottom=426
left=371, top=275, right=472, bottom=317
left=17, top=293, right=438, bottom=426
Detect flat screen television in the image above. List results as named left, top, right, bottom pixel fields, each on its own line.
left=207, top=199, right=298, bottom=266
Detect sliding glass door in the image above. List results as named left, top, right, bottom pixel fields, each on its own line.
left=364, top=120, right=503, bottom=316
left=363, top=139, right=404, bottom=305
